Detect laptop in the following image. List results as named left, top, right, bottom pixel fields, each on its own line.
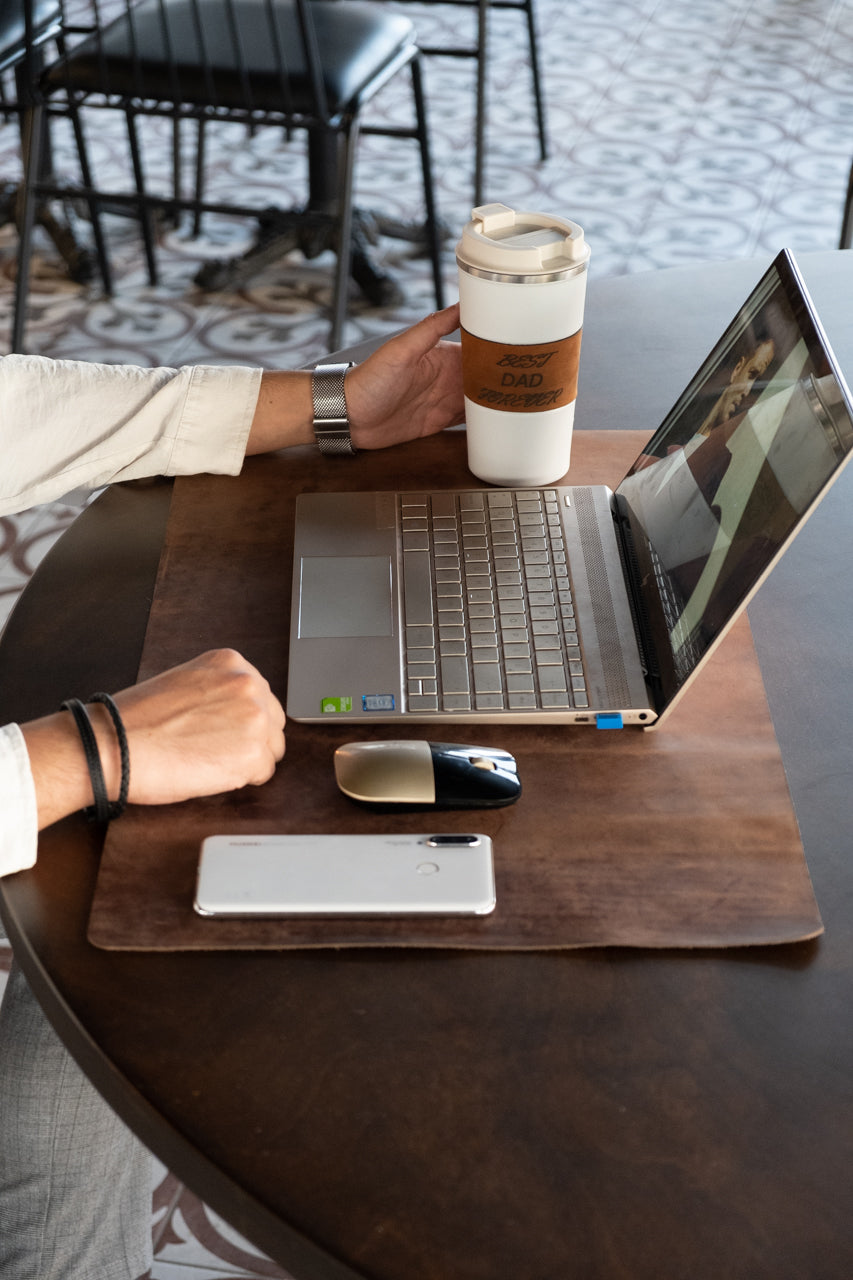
left=287, top=250, right=853, bottom=729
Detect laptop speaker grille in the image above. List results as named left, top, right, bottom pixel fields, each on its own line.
left=574, top=487, right=632, bottom=707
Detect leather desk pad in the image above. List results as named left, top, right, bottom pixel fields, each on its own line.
left=88, top=430, right=822, bottom=950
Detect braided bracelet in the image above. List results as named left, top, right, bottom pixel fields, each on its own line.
left=89, top=692, right=130, bottom=817
left=60, top=693, right=130, bottom=822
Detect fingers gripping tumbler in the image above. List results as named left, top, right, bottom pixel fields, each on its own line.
left=456, top=203, right=590, bottom=486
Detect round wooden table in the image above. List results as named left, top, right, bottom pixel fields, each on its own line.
left=3, top=252, right=853, bottom=1280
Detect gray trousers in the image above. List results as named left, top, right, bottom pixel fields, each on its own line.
left=0, top=960, right=154, bottom=1280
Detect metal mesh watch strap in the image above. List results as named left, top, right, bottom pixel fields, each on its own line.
left=311, top=361, right=357, bottom=455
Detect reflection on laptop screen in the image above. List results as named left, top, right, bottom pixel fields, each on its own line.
left=617, top=253, right=853, bottom=691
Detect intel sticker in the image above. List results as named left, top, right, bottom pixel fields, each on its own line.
left=362, top=694, right=396, bottom=712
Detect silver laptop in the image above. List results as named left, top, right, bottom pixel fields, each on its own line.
left=287, top=251, right=853, bottom=729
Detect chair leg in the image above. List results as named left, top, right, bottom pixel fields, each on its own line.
left=172, top=116, right=181, bottom=207
left=172, top=114, right=209, bottom=236
left=125, top=108, right=159, bottom=284
left=840, top=159, right=853, bottom=250
left=192, top=117, right=207, bottom=237
left=411, top=55, right=445, bottom=311
left=474, top=0, right=487, bottom=206
left=68, top=100, right=113, bottom=293
left=11, top=103, right=44, bottom=352
left=523, top=0, right=548, bottom=161
left=329, top=125, right=358, bottom=352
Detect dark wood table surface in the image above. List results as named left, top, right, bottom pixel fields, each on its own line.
left=3, top=252, right=853, bottom=1280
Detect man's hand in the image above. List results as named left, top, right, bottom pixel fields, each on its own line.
left=110, top=649, right=285, bottom=804
left=346, top=303, right=464, bottom=449
left=247, top=304, right=464, bottom=456
left=22, top=649, right=285, bottom=830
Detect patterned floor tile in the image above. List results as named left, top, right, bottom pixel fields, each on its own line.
left=152, top=1181, right=294, bottom=1278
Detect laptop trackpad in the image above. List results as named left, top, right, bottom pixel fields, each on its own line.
left=298, top=555, right=394, bottom=638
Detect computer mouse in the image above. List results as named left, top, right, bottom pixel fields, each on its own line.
left=334, top=740, right=521, bottom=810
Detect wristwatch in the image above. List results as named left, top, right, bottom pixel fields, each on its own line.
left=311, top=361, right=357, bottom=455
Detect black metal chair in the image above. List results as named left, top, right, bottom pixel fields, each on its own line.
left=13, top=0, right=445, bottom=351
left=361, top=0, right=547, bottom=205
left=0, top=1, right=100, bottom=312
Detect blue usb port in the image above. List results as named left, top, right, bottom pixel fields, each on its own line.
left=596, top=712, right=624, bottom=730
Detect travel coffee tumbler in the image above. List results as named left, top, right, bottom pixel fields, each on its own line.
left=457, top=203, right=590, bottom=486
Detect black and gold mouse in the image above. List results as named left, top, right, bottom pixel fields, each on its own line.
left=334, top=740, right=521, bottom=810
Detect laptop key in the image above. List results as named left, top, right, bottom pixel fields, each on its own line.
left=440, top=637, right=467, bottom=654
left=541, top=690, right=571, bottom=707
left=441, top=655, right=470, bottom=694
left=476, top=693, right=505, bottom=709
left=407, top=661, right=437, bottom=679
left=443, top=694, right=472, bottom=710
left=472, top=646, right=500, bottom=663
left=474, top=664, right=502, bottom=694
left=506, top=657, right=533, bottom=674
left=403, top=550, right=433, bottom=626
left=507, top=673, right=535, bottom=693
left=431, top=493, right=457, bottom=518
left=508, top=693, right=537, bottom=709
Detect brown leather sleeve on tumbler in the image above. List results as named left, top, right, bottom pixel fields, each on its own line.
left=460, top=327, right=582, bottom=412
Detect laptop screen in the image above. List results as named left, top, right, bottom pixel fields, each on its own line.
left=616, top=250, right=853, bottom=704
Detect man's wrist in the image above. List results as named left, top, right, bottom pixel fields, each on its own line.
left=311, top=363, right=357, bottom=456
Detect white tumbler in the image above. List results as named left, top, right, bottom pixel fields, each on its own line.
left=456, top=203, right=590, bottom=486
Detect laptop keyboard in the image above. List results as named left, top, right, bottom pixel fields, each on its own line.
left=400, top=489, right=588, bottom=712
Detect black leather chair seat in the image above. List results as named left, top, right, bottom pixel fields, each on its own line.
left=44, top=0, right=415, bottom=116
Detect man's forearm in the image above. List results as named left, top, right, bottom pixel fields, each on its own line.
left=245, top=370, right=315, bottom=455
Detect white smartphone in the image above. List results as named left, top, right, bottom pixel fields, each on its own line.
left=193, top=833, right=496, bottom=918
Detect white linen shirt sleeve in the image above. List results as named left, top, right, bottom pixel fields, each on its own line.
left=0, top=725, right=38, bottom=878
left=1, top=353, right=264, bottom=875
left=0, top=354, right=263, bottom=515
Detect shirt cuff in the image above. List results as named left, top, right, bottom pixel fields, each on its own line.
left=166, top=364, right=263, bottom=477
left=0, top=724, right=38, bottom=878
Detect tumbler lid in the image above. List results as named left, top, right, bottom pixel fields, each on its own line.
left=456, top=203, right=589, bottom=281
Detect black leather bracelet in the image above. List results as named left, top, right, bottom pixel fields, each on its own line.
left=89, top=692, right=130, bottom=817
left=61, top=697, right=112, bottom=823
left=60, top=694, right=129, bottom=822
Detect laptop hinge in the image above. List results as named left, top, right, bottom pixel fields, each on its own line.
left=611, top=496, right=662, bottom=699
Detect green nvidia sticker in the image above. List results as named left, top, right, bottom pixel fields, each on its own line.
left=321, top=696, right=353, bottom=713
